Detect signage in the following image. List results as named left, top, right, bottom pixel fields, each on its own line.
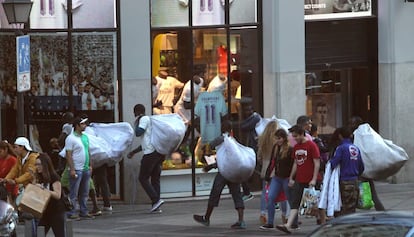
left=305, top=0, right=372, bottom=20
left=16, top=35, right=31, bottom=92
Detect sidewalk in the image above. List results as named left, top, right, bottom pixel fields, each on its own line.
left=17, top=182, right=414, bottom=236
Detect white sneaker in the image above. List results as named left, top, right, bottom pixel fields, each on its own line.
left=150, top=199, right=165, bottom=213
left=103, top=206, right=113, bottom=212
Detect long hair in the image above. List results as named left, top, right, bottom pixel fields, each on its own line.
left=36, top=153, right=59, bottom=184
left=257, top=120, right=279, bottom=161
left=275, top=129, right=290, bottom=159
left=0, top=140, right=17, bottom=158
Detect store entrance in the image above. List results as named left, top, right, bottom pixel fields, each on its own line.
left=306, top=67, right=378, bottom=141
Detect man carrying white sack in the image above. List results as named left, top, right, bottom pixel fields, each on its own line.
left=128, top=104, right=165, bottom=213
left=193, top=121, right=246, bottom=229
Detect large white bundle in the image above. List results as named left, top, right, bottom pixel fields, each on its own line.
left=60, top=122, right=134, bottom=167
left=353, top=123, right=410, bottom=180
left=255, top=115, right=291, bottom=136
left=150, top=114, right=187, bottom=155
left=59, top=134, right=111, bottom=168
left=88, top=122, right=134, bottom=166
left=216, top=134, right=256, bottom=183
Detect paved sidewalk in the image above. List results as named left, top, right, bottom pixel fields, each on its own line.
left=17, top=182, right=414, bottom=236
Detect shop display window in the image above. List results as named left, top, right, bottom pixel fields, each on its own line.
left=151, top=25, right=260, bottom=173
left=71, top=32, right=117, bottom=113
left=306, top=71, right=342, bottom=136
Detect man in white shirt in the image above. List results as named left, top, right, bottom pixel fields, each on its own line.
left=65, top=116, right=94, bottom=219
left=129, top=104, right=165, bottom=213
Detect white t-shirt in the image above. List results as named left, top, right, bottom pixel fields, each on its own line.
left=64, top=132, right=89, bottom=171
left=138, top=116, right=155, bottom=154
left=207, top=75, right=227, bottom=93
left=155, top=76, right=184, bottom=107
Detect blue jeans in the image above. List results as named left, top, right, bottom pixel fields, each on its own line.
left=68, top=169, right=91, bottom=216
left=267, top=176, right=290, bottom=225
left=260, top=179, right=267, bottom=214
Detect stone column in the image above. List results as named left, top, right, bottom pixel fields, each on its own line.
left=378, top=0, right=414, bottom=182
left=120, top=1, right=152, bottom=203
left=262, top=0, right=306, bottom=124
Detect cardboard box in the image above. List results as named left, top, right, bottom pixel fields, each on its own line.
left=18, top=184, right=52, bottom=219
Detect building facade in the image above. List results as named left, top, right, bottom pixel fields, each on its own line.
left=0, top=0, right=413, bottom=203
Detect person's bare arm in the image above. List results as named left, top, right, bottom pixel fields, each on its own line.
left=66, top=150, right=76, bottom=178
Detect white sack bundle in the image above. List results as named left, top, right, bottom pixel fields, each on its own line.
left=255, top=115, right=291, bottom=136
left=353, top=123, right=409, bottom=180
left=88, top=122, right=134, bottom=166
left=60, top=122, right=134, bottom=167
left=216, top=134, right=256, bottom=183
left=150, top=114, right=187, bottom=155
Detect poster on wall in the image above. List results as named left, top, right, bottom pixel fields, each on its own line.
left=311, top=93, right=336, bottom=135
left=304, top=0, right=372, bottom=20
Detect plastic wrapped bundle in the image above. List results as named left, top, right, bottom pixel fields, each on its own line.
left=150, top=114, right=187, bottom=155
left=353, top=123, right=409, bottom=180
left=88, top=122, right=134, bottom=166
left=216, top=134, right=256, bottom=183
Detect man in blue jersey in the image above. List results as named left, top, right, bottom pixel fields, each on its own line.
left=329, top=126, right=365, bottom=216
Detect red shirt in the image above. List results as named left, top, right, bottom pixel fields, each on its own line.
left=291, top=140, right=320, bottom=183
left=0, top=155, right=18, bottom=196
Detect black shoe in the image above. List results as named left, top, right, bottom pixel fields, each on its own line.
left=260, top=224, right=274, bottom=230
left=276, top=225, right=291, bottom=234
left=193, top=215, right=210, bottom=226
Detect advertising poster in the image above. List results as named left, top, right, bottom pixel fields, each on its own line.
left=311, top=93, right=336, bottom=135
left=305, top=0, right=371, bottom=20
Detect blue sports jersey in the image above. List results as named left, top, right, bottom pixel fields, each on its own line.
left=195, top=91, right=228, bottom=143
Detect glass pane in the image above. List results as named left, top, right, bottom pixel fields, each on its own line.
left=151, top=0, right=189, bottom=27
left=27, top=33, right=69, bottom=154
left=192, top=0, right=225, bottom=26
left=26, top=0, right=67, bottom=29
left=72, top=32, right=117, bottom=116
left=72, top=0, right=116, bottom=28
left=306, top=70, right=342, bottom=135
left=0, top=33, right=17, bottom=141
left=230, top=0, right=257, bottom=24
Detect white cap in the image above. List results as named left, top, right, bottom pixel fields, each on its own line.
left=14, top=137, right=32, bottom=151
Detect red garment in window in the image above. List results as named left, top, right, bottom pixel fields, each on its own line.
left=217, top=45, right=228, bottom=74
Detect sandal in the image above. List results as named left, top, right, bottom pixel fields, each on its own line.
left=276, top=225, right=291, bottom=234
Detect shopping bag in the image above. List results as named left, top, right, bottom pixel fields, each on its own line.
left=299, top=187, right=320, bottom=216
left=18, top=184, right=52, bottom=219
left=151, top=114, right=187, bottom=155
left=357, top=181, right=374, bottom=210
left=216, top=134, right=256, bottom=183
left=353, top=123, right=410, bottom=180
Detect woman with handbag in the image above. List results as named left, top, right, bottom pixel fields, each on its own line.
left=260, top=128, right=293, bottom=230
left=34, top=153, right=66, bottom=237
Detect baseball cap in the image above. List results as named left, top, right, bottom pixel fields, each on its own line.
left=14, top=137, right=32, bottom=151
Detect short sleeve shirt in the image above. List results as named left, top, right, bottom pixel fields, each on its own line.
left=138, top=115, right=155, bottom=154
left=292, top=140, right=320, bottom=183
left=64, top=132, right=90, bottom=171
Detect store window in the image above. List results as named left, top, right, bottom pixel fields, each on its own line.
left=0, top=0, right=120, bottom=197
left=150, top=0, right=262, bottom=197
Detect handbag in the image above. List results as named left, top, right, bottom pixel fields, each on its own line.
left=61, top=189, right=74, bottom=211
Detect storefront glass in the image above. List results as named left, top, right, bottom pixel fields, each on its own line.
left=150, top=0, right=261, bottom=197
left=0, top=0, right=120, bottom=198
